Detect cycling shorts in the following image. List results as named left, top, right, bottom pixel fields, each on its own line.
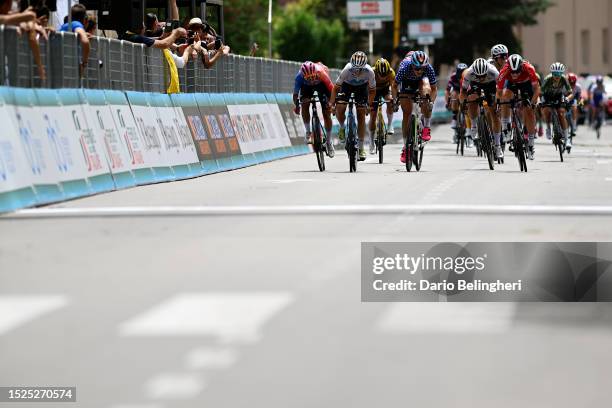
left=399, top=79, right=423, bottom=95
left=337, top=83, right=369, bottom=107
left=299, top=83, right=331, bottom=103
left=467, top=81, right=496, bottom=106
left=506, top=81, right=534, bottom=100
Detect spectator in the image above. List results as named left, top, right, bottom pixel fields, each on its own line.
left=144, top=12, right=163, bottom=38
left=249, top=42, right=259, bottom=57
left=0, top=0, right=47, bottom=81
left=59, top=3, right=89, bottom=77
left=187, top=17, right=230, bottom=68
left=122, top=0, right=183, bottom=49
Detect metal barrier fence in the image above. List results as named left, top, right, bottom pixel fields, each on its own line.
left=0, top=25, right=342, bottom=94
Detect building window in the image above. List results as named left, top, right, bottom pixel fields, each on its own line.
left=555, top=31, right=565, bottom=62
left=581, top=29, right=590, bottom=66
left=603, top=28, right=609, bottom=64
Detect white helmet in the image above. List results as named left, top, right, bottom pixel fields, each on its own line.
left=491, top=44, right=509, bottom=58
left=550, top=62, right=566, bottom=75
left=472, top=58, right=489, bottom=76
left=350, top=51, right=367, bottom=68
left=508, top=54, right=523, bottom=72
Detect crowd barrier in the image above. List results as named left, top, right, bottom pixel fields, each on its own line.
left=0, top=85, right=310, bottom=212
left=0, top=25, right=342, bottom=94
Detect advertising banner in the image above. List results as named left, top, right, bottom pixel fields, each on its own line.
left=83, top=89, right=136, bottom=190
left=125, top=91, right=175, bottom=182
left=149, top=93, right=200, bottom=179
left=54, top=89, right=115, bottom=194
left=275, top=94, right=309, bottom=151
left=0, top=88, right=38, bottom=211
left=170, top=93, right=217, bottom=174
left=103, top=90, right=155, bottom=185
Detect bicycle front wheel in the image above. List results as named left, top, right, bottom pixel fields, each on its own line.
left=312, top=115, right=325, bottom=171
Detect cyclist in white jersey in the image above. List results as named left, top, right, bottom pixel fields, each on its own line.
left=329, top=51, right=376, bottom=161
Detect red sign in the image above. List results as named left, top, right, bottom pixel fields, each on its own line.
left=419, top=23, right=432, bottom=33
left=361, top=2, right=380, bottom=15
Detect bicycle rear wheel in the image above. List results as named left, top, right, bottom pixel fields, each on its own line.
left=312, top=115, right=325, bottom=171
left=348, top=116, right=357, bottom=172
left=480, top=117, right=495, bottom=170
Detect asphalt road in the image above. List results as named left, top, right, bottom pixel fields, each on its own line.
left=1, top=123, right=612, bottom=408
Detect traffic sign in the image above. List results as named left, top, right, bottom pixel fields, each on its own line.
left=359, top=20, right=383, bottom=30
left=417, top=36, right=435, bottom=45
left=408, top=19, right=444, bottom=39
left=347, top=0, right=394, bottom=22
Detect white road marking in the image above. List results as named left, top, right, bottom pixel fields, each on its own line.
left=378, top=303, right=516, bottom=334
left=606, top=178, right=612, bottom=181
left=119, top=292, right=293, bottom=340
left=596, top=160, right=610, bottom=164
left=0, top=295, right=68, bottom=335
left=144, top=373, right=204, bottom=400
left=184, top=347, right=239, bottom=370
left=8, top=204, right=612, bottom=218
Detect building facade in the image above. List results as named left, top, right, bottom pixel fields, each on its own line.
left=517, top=0, right=612, bottom=75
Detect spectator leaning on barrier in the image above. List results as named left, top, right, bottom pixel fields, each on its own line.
left=187, top=17, right=230, bottom=69
left=0, top=0, right=48, bottom=80
left=59, top=3, right=89, bottom=77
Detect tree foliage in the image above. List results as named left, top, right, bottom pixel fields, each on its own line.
left=274, top=0, right=346, bottom=67
left=223, top=0, right=271, bottom=55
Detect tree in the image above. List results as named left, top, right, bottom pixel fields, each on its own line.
left=273, top=0, right=347, bottom=67
left=223, top=0, right=271, bottom=55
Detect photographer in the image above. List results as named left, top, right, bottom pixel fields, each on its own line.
left=187, top=17, right=230, bottom=69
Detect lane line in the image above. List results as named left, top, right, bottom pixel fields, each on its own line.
left=184, top=347, right=239, bottom=370
left=119, top=292, right=293, bottom=339
left=144, top=373, right=204, bottom=400
left=0, top=295, right=68, bottom=335
left=7, top=204, right=612, bottom=218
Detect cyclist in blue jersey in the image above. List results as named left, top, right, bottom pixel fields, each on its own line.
left=329, top=51, right=376, bottom=161
left=588, top=76, right=607, bottom=127
left=394, top=50, right=437, bottom=163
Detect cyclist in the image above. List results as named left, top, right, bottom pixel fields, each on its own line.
left=588, top=76, right=607, bottom=128
left=329, top=51, right=376, bottom=161
left=394, top=50, right=437, bottom=163
left=488, top=44, right=509, bottom=72
left=567, top=72, right=583, bottom=136
left=459, top=58, right=502, bottom=158
left=369, top=58, right=397, bottom=154
left=496, top=54, right=541, bottom=160
left=445, top=62, right=468, bottom=140
left=540, top=62, right=573, bottom=151
left=293, top=61, right=335, bottom=156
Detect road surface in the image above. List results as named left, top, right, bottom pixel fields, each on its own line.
left=1, top=124, right=612, bottom=408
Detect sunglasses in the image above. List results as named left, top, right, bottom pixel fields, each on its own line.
left=552, top=72, right=563, bottom=77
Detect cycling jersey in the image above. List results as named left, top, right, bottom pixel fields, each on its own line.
left=589, top=84, right=607, bottom=105
left=461, top=64, right=499, bottom=89
left=497, top=61, right=539, bottom=90
left=293, top=63, right=334, bottom=95
left=395, top=58, right=437, bottom=86
left=571, top=83, right=583, bottom=102
left=540, top=74, right=571, bottom=99
left=446, top=72, right=462, bottom=92
left=374, top=68, right=396, bottom=91
left=335, top=63, right=376, bottom=88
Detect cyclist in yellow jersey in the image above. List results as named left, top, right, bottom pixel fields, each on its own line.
left=368, top=58, right=397, bottom=154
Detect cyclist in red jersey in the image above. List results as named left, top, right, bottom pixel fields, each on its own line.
left=496, top=54, right=541, bottom=160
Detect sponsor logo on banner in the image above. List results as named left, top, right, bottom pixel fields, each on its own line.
left=109, top=105, right=147, bottom=168
left=154, top=106, right=199, bottom=166
left=277, top=102, right=307, bottom=146
left=200, top=105, right=241, bottom=158
left=226, top=104, right=292, bottom=154
left=183, top=107, right=213, bottom=161
left=0, top=95, right=34, bottom=195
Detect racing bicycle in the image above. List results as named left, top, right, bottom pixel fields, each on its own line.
left=402, top=93, right=429, bottom=172
left=310, top=91, right=329, bottom=171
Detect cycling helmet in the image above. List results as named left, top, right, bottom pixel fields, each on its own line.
left=472, top=58, right=489, bottom=77
left=508, top=54, right=523, bottom=73
left=550, top=62, right=566, bottom=76
left=300, top=61, right=318, bottom=80
left=596, top=75, right=604, bottom=84
left=568, top=72, right=577, bottom=85
left=412, top=51, right=429, bottom=68
left=491, top=44, right=509, bottom=58
left=405, top=50, right=415, bottom=59
left=374, top=58, right=391, bottom=76
left=350, top=51, right=368, bottom=68
left=455, top=63, right=468, bottom=77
